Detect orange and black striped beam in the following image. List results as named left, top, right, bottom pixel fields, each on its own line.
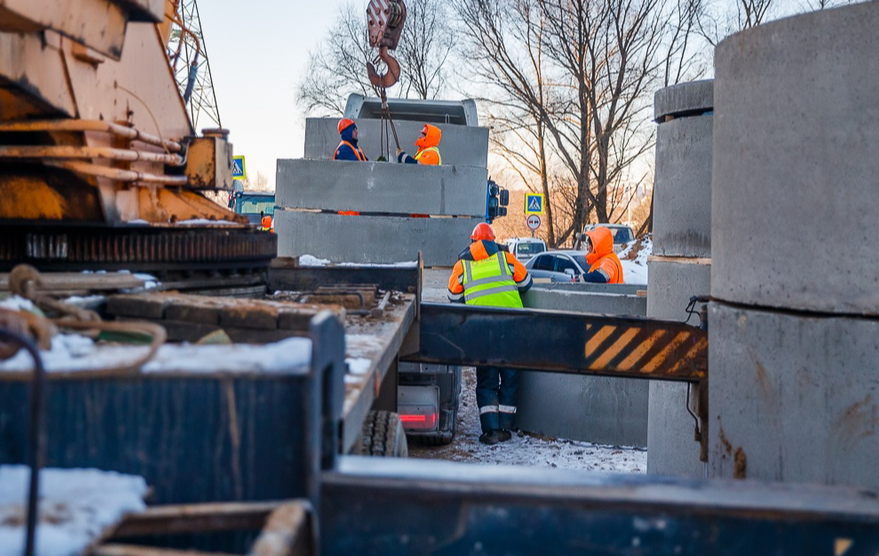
left=405, top=303, right=707, bottom=382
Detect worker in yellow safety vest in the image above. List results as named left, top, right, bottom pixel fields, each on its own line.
left=447, top=222, right=532, bottom=445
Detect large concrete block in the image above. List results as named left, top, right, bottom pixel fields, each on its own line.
left=275, top=210, right=480, bottom=266
left=304, top=118, right=490, bottom=168
left=712, top=3, right=879, bottom=314
left=275, top=159, right=487, bottom=217
left=522, top=283, right=646, bottom=315
left=517, top=285, right=648, bottom=447
left=653, top=108, right=712, bottom=257
left=646, top=259, right=711, bottom=478
left=708, top=302, right=879, bottom=488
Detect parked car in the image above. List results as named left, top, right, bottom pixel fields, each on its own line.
left=504, top=237, right=547, bottom=263
left=580, top=223, right=635, bottom=253
left=524, top=250, right=590, bottom=282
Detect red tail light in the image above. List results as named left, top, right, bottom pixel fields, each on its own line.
left=399, top=411, right=438, bottom=430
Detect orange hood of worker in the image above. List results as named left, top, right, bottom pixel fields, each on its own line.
left=585, top=227, right=614, bottom=265
left=415, top=123, right=442, bottom=149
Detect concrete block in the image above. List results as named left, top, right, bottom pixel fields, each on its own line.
left=275, top=159, right=487, bottom=217
left=517, top=372, right=648, bottom=447
left=516, top=285, right=648, bottom=447
left=653, top=113, right=712, bottom=258
left=274, top=210, right=480, bottom=266
left=708, top=302, right=879, bottom=489
left=304, top=118, right=490, bottom=168
left=646, top=259, right=711, bottom=478
left=654, top=79, right=713, bottom=121
left=712, top=3, right=879, bottom=314
left=522, top=283, right=646, bottom=315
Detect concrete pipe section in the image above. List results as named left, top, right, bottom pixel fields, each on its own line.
left=647, top=80, right=713, bottom=478
left=710, top=3, right=879, bottom=487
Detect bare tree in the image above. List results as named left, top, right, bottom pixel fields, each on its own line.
left=697, top=0, right=779, bottom=46
left=397, top=0, right=456, bottom=99
left=455, top=0, right=565, bottom=245
left=296, top=0, right=455, bottom=115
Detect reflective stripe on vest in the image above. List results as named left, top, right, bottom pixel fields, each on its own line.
left=414, top=146, right=442, bottom=165
left=461, top=252, right=523, bottom=308
left=336, top=140, right=366, bottom=161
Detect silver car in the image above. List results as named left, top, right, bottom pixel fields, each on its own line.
left=524, top=250, right=590, bottom=282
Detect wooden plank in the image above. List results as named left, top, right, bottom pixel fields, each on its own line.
left=106, top=294, right=173, bottom=319
left=108, top=501, right=281, bottom=538
left=248, top=501, right=313, bottom=556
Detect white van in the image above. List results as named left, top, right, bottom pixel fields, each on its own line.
left=505, top=237, right=547, bottom=263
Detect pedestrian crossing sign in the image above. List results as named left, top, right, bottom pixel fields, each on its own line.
left=525, top=193, right=544, bottom=215
left=232, top=156, right=246, bottom=180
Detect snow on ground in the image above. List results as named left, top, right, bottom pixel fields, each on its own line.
left=0, top=466, right=147, bottom=556
left=409, top=367, right=647, bottom=473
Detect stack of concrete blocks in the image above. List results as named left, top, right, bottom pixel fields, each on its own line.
left=647, top=80, right=714, bottom=477
left=516, top=283, right=649, bottom=447
left=274, top=117, right=489, bottom=266
left=710, top=2, right=879, bottom=487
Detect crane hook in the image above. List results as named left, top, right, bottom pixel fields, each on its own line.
left=366, top=0, right=407, bottom=89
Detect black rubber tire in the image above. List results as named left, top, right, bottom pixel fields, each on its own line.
left=361, top=410, right=408, bottom=457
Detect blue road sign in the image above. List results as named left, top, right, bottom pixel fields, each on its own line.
left=525, top=193, right=545, bottom=215
left=232, top=156, right=247, bottom=180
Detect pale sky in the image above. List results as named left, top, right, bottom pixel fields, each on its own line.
left=198, top=0, right=352, bottom=189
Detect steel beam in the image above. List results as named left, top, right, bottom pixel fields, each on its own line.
left=404, top=303, right=707, bottom=382
left=321, top=456, right=879, bottom=556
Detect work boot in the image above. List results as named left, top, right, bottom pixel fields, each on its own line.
left=479, top=430, right=501, bottom=445
left=497, top=429, right=512, bottom=442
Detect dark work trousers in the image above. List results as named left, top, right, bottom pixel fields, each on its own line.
left=476, top=366, right=521, bottom=433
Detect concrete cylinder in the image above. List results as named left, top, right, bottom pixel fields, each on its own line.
left=712, top=3, right=879, bottom=315
left=647, top=80, right=713, bottom=478
left=710, top=3, right=879, bottom=487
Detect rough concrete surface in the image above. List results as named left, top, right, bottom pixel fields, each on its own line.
left=708, top=302, right=879, bottom=488
left=275, top=210, right=480, bottom=266
left=304, top=118, right=490, bottom=168
left=653, top=114, right=712, bottom=258
left=712, top=2, right=879, bottom=314
left=516, top=285, right=649, bottom=447
left=275, top=159, right=487, bottom=217
left=653, top=79, right=713, bottom=121
left=646, top=260, right=711, bottom=478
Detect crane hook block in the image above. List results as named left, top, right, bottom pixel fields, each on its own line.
left=367, top=0, right=407, bottom=50
left=366, top=0, right=406, bottom=88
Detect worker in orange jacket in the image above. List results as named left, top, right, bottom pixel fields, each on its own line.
left=448, top=222, right=532, bottom=445
left=581, top=226, right=624, bottom=283
left=333, top=118, right=368, bottom=161
left=396, top=123, right=442, bottom=165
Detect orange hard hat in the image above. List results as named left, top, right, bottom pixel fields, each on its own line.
left=470, top=222, right=495, bottom=241
left=337, top=118, right=355, bottom=134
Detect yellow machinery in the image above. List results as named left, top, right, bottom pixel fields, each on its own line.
left=0, top=0, right=275, bottom=272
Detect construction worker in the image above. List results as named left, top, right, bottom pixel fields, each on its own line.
left=333, top=118, right=368, bottom=161
left=260, top=212, right=274, bottom=233
left=396, top=123, right=442, bottom=165
left=581, top=226, right=624, bottom=283
left=447, top=222, right=532, bottom=445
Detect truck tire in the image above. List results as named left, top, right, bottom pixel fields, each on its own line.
left=361, top=410, right=408, bottom=457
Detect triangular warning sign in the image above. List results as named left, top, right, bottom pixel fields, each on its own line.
left=528, top=197, right=541, bottom=211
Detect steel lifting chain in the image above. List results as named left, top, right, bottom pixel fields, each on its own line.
left=7, top=264, right=167, bottom=374
left=379, top=87, right=401, bottom=161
